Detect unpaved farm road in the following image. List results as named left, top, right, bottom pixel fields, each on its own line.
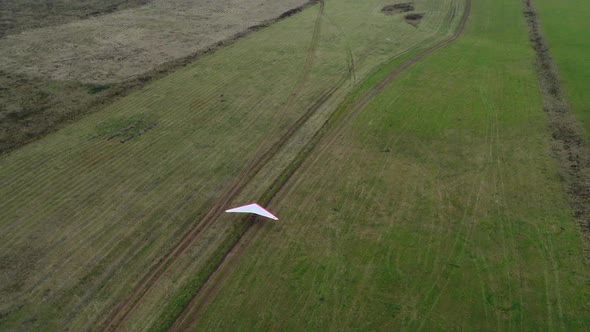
left=103, top=1, right=328, bottom=330
left=165, top=0, right=473, bottom=329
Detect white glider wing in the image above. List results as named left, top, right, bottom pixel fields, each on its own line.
left=225, top=203, right=279, bottom=220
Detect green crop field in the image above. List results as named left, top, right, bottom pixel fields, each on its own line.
left=0, top=0, right=467, bottom=330
left=535, top=0, right=590, bottom=140
left=1, top=0, right=589, bottom=329
left=184, top=0, right=590, bottom=329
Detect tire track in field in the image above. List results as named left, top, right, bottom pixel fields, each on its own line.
left=322, top=13, right=356, bottom=83
left=168, top=0, right=472, bottom=329
left=103, top=2, right=328, bottom=330
left=415, top=113, right=491, bottom=331
left=402, top=85, right=493, bottom=330
left=279, top=0, right=325, bottom=113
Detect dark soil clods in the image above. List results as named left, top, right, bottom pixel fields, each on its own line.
left=382, top=3, right=414, bottom=15
left=404, top=13, right=424, bottom=27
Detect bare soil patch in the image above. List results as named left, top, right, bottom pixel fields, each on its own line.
left=382, top=3, right=414, bottom=15
left=523, top=0, right=590, bottom=259
left=404, top=13, right=424, bottom=27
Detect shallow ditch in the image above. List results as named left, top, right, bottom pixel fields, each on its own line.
left=523, top=0, right=590, bottom=260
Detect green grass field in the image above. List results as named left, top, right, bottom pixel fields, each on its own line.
left=189, top=0, right=590, bottom=329
left=535, top=0, right=590, bottom=140
left=0, top=0, right=466, bottom=330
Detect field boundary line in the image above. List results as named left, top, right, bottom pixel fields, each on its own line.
left=523, top=0, right=590, bottom=262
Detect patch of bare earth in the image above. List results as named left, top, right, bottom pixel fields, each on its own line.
left=524, top=0, right=590, bottom=260
left=0, top=0, right=314, bottom=155
left=381, top=3, right=414, bottom=15
left=404, top=13, right=424, bottom=27
left=0, top=0, right=310, bottom=83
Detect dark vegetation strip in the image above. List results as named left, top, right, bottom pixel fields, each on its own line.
left=0, top=0, right=319, bottom=156
left=168, top=0, right=473, bottom=329
left=523, top=0, right=590, bottom=259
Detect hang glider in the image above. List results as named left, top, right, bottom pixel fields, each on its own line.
left=225, top=203, right=279, bottom=220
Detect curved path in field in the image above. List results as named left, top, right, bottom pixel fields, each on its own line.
left=167, top=0, right=472, bottom=329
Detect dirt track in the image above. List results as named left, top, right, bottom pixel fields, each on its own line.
left=103, top=2, right=329, bottom=329
left=166, top=0, right=473, bottom=329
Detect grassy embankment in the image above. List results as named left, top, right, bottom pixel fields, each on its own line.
left=0, top=0, right=464, bottom=330
left=193, top=0, right=590, bottom=329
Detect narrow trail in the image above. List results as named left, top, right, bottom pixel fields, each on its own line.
left=168, top=0, right=472, bottom=329
left=322, top=13, right=356, bottom=83
left=102, top=2, right=329, bottom=330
